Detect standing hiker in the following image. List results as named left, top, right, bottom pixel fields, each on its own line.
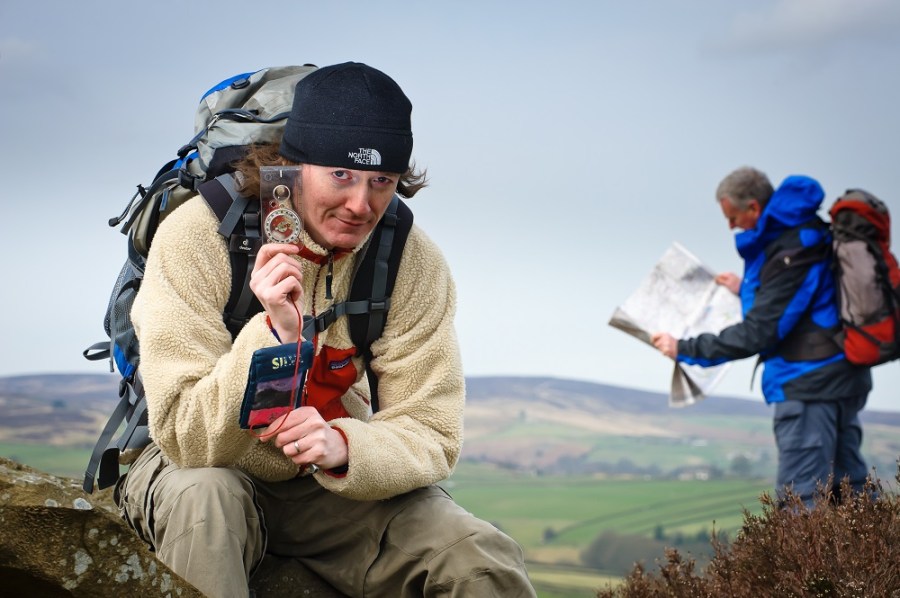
left=117, top=61, right=536, bottom=597
left=651, top=166, right=872, bottom=507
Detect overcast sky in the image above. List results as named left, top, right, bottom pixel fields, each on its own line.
left=2, top=0, right=899, bottom=413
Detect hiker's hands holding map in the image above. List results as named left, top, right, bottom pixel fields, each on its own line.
left=250, top=243, right=305, bottom=344
left=609, top=242, right=742, bottom=406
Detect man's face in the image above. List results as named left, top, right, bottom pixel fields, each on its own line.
left=295, top=164, right=399, bottom=250
left=719, top=197, right=761, bottom=232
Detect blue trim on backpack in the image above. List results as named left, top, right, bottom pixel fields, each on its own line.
left=113, top=344, right=136, bottom=379
left=200, top=71, right=258, bottom=100
left=174, top=152, right=198, bottom=170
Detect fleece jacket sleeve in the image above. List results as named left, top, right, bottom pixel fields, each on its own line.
left=316, top=227, right=466, bottom=501
left=131, top=197, right=277, bottom=468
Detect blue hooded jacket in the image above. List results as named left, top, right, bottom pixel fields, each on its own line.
left=677, top=176, right=871, bottom=403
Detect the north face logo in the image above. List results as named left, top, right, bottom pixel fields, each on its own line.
left=348, top=148, right=382, bottom=166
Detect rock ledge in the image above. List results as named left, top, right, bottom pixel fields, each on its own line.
left=0, top=457, right=344, bottom=597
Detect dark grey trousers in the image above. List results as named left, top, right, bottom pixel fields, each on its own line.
left=773, top=395, right=869, bottom=506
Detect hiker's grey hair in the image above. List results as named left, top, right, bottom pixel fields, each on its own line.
left=716, top=166, right=774, bottom=211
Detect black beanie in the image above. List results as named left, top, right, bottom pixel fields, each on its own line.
left=279, top=62, right=413, bottom=174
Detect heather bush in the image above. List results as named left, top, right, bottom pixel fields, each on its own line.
left=597, top=463, right=900, bottom=597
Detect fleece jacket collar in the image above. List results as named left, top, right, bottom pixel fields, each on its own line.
left=295, top=229, right=359, bottom=265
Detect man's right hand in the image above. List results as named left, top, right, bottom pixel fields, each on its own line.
left=651, top=332, right=678, bottom=360
left=250, top=243, right=304, bottom=343
left=715, top=272, right=741, bottom=295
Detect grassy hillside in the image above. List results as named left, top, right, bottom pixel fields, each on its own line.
left=2, top=373, right=897, bottom=598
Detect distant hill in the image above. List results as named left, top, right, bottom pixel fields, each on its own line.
left=0, top=373, right=121, bottom=447
left=467, top=375, right=900, bottom=423
left=1, top=373, right=898, bottom=479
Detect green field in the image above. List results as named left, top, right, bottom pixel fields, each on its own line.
left=440, top=461, right=771, bottom=597
left=0, top=442, right=97, bottom=480
left=444, top=461, right=769, bottom=540
left=525, top=562, right=622, bottom=598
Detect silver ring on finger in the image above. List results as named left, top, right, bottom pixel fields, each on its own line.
left=293, top=439, right=301, bottom=454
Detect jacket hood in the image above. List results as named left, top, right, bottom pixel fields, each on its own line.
left=762, top=175, right=825, bottom=228
left=736, top=175, right=825, bottom=259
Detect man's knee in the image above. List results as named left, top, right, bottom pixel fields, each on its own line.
left=153, top=467, right=264, bottom=588
left=153, top=467, right=260, bottom=539
left=416, top=520, right=534, bottom=597
left=380, top=489, right=535, bottom=595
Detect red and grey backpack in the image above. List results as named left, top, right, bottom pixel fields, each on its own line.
left=829, top=188, right=900, bottom=366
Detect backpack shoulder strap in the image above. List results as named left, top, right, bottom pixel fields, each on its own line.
left=347, top=195, right=413, bottom=412
left=759, top=238, right=831, bottom=284
left=760, top=234, right=841, bottom=361
left=198, top=174, right=264, bottom=338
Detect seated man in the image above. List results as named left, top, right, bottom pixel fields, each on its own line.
left=118, top=61, right=536, bottom=597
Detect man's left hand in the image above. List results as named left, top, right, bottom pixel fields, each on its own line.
left=258, top=406, right=349, bottom=472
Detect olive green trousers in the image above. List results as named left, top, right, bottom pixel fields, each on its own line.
left=117, top=444, right=536, bottom=597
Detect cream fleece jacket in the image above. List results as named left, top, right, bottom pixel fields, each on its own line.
left=131, top=196, right=464, bottom=501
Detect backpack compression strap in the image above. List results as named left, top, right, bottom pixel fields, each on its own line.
left=82, top=373, right=148, bottom=493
